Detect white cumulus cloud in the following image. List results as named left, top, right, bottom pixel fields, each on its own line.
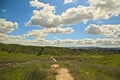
left=0, top=19, right=18, bottom=33
left=26, top=0, right=120, bottom=28
left=85, top=24, right=102, bottom=35
left=26, top=27, right=74, bottom=40
left=89, top=0, right=120, bottom=19
left=85, top=24, right=120, bottom=38
left=0, top=18, right=25, bottom=43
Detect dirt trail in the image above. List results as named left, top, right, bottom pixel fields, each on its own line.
left=50, top=56, right=74, bottom=80
left=50, top=64, right=74, bottom=80
left=1, top=56, right=74, bottom=80
left=56, top=67, right=74, bottom=80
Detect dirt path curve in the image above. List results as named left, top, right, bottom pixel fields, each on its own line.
left=50, top=64, right=74, bottom=80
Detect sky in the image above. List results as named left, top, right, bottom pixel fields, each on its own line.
left=0, top=0, right=120, bottom=47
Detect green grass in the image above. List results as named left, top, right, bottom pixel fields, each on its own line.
left=0, top=51, right=57, bottom=80
left=0, top=51, right=120, bottom=80
left=65, top=62, right=120, bottom=80
left=0, top=59, right=54, bottom=80
left=0, top=64, right=52, bottom=80
left=58, top=54, right=120, bottom=80
left=0, top=51, right=38, bottom=62
left=0, top=65, right=32, bottom=80
left=86, top=54, right=120, bottom=67
left=0, top=51, right=52, bottom=63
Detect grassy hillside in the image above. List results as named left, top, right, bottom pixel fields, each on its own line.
left=58, top=54, right=120, bottom=80
left=0, top=51, right=55, bottom=80
left=0, top=43, right=120, bottom=80
left=0, top=43, right=119, bottom=55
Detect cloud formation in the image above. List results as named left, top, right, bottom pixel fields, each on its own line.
left=0, top=33, right=24, bottom=42
left=89, top=0, right=120, bottom=19
left=26, top=27, right=74, bottom=40
left=85, top=24, right=120, bottom=38
left=0, top=18, right=24, bottom=42
left=64, top=0, right=73, bottom=4
left=85, top=24, right=102, bottom=35
left=1, top=37, right=120, bottom=47
left=26, top=0, right=93, bottom=28
left=26, top=0, right=120, bottom=28
left=0, top=19, right=18, bottom=33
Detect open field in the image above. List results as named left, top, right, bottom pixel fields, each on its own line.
left=0, top=43, right=120, bottom=80
left=0, top=51, right=56, bottom=80
left=0, top=51, right=120, bottom=80
left=57, top=54, right=120, bottom=80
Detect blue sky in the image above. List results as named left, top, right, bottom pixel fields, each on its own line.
left=0, top=0, right=120, bottom=47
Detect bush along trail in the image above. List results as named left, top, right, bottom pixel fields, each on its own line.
left=50, top=56, right=74, bottom=80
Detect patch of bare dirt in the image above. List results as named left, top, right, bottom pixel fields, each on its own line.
left=56, top=68, right=74, bottom=80
left=50, top=64, right=74, bottom=80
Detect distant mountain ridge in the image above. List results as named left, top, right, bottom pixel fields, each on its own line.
left=70, top=47, right=120, bottom=51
